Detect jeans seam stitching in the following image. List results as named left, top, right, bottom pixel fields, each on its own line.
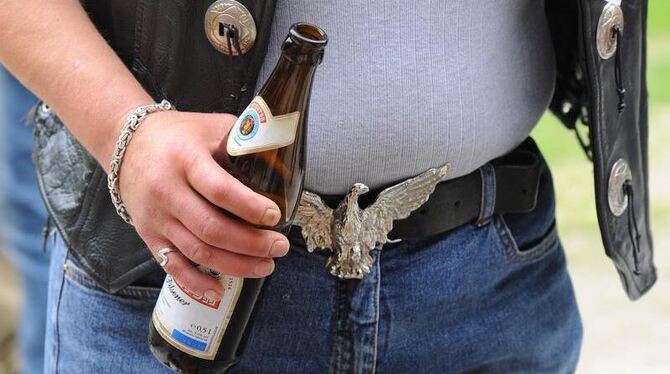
left=329, top=282, right=338, bottom=374
left=330, top=280, right=350, bottom=374
left=493, top=215, right=516, bottom=259
left=477, top=167, right=488, bottom=223
left=476, top=166, right=489, bottom=225
left=370, top=253, right=381, bottom=374
left=52, top=244, right=67, bottom=374
left=476, top=163, right=496, bottom=226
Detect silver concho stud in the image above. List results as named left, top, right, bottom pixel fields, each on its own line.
left=608, top=158, right=632, bottom=216
left=205, top=0, right=257, bottom=56
left=596, top=2, right=624, bottom=60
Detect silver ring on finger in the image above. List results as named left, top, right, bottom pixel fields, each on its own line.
left=158, top=247, right=177, bottom=267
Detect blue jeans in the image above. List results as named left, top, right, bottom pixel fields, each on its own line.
left=0, top=67, right=49, bottom=374
left=44, top=163, right=582, bottom=373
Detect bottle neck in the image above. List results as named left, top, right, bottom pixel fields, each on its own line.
left=281, top=43, right=325, bottom=66
left=258, top=53, right=318, bottom=115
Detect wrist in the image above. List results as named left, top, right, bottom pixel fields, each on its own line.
left=107, top=100, right=176, bottom=225
left=95, top=93, right=156, bottom=173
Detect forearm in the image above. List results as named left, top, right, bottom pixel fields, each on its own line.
left=0, top=0, right=153, bottom=171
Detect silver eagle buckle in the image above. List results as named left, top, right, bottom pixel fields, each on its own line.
left=293, top=163, right=450, bottom=280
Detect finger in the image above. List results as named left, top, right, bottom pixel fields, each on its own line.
left=149, top=240, right=225, bottom=300
left=164, top=220, right=276, bottom=278
left=169, top=185, right=290, bottom=259
left=185, top=150, right=282, bottom=227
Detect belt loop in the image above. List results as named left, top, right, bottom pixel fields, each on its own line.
left=476, top=163, right=496, bottom=227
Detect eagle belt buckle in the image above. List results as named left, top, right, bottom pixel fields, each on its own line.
left=293, top=163, right=450, bottom=279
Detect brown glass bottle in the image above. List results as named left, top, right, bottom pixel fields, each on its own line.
left=148, top=23, right=327, bottom=373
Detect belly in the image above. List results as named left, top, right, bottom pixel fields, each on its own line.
left=256, top=0, right=556, bottom=194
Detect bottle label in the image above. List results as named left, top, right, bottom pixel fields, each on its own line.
left=227, top=96, right=300, bottom=156
left=151, top=269, right=244, bottom=360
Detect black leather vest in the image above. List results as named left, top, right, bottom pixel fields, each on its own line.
left=32, top=0, right=656, bottom=300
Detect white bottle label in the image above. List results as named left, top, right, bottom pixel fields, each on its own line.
left=152, top=269, right=244, bottom=360
left=227, top=96, right=300, bottom=157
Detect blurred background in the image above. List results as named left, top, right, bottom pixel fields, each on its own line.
left=0, top=2, right=668, bottom=374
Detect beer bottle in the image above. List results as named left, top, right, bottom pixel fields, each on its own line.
left=148, top=22, right=328, bottom=373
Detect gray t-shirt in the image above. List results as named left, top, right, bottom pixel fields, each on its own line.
left=256, top=0, right=556, bottom=194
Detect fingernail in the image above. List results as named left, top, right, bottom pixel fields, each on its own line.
left=254, top=260, right=275, bottom=276
left=269, top=238, right=290, bottom=257
left=204, top=290, right=222, bottom=302
left=261, top=207, right=281, bottom=226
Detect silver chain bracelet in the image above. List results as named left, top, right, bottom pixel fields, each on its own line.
left=108, top=100, right=175, bottom=225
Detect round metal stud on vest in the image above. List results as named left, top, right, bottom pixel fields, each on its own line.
left=608, top=158, right=632, bottom=216
left=38, top=102, right=51, bottom=114
left=596, top=2, right=624, bottom=60
left=205, top=0, right=257, bottom=56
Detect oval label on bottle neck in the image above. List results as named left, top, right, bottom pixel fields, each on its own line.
left=227, top=96, right=300, bottom=157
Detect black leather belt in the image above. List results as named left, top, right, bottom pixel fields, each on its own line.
left=307, top=138, right=544, bottom=242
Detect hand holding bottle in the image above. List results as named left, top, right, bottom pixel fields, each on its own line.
left=119, top=110, right=290, bottom=299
